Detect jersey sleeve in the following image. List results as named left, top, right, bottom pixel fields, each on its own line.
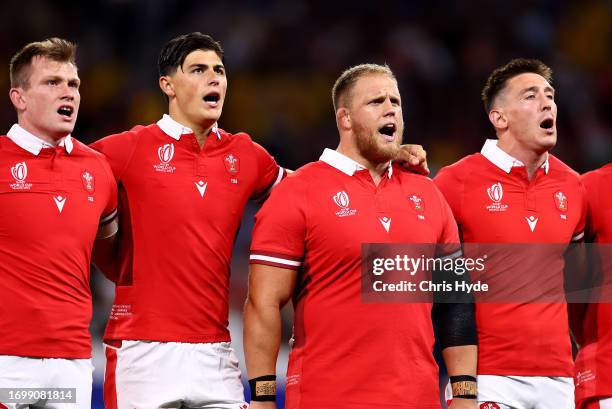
left=250, top=174, right=307, bottom=270
left=98, top=154, right=119, bottom=227
left=433, top=165, right=464, bottom=225
left=433, top=183, right=462, bottom=259
left=249, top=140, right=285, bottom=202
left=89, top=128, right=141, bottom=183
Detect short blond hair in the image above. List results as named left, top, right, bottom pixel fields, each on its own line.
left=332, top=63, right=395, bottom=112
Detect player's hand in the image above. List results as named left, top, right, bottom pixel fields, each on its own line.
left=248, top=401, right=276, bottom=409
left=396, top=144, right=429, bottom=175
left=448, top=398, right=477, bottom=409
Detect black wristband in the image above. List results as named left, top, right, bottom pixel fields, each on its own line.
left=450, top=375, right=476, bottom=383
left=249, top=375, right=276, bottom=402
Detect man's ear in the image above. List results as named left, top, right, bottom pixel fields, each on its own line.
left=159, top=76, right=175, bottom=98
left=489, top=108, right=507, bottom=130
left=9, top=87, right=26, bottom=111
left=336, top=107, right=351, bottom=130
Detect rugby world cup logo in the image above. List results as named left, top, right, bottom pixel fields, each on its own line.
left=333, top=190, right=357, bottom=217
left=486, top=182, right=508, bottom=212
left=158, top=143, right=175, bottom=164
left=333, top=190, right=350, bottom=208
left=487, top=182, right=503, bottom=203
left=11, top=161, right=27, bottom=182
left=9, top=161, right=32, bottom=190
left=154, top=143, right=177, bottom=173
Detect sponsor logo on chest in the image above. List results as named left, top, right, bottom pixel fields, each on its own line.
left=53, top=194, right=67, bottom=213
left=525, top=215, right=539, bottom=232
left=333, top=190, right=357, bottom=217
left=195, top=180, right=208, bottom=197
left=379, top=216, right=392, bottom=232
left=9, top=161, right=33, bottom=190
left=154, top=143, right=177, bottom=173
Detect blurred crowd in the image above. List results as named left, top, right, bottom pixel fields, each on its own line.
left=2, top=0, right=611, bottom=407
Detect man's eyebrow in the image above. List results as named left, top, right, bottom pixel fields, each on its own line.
left=520, top=85, right=555, bottom=94
left=186, top=63, right=225, bottom=69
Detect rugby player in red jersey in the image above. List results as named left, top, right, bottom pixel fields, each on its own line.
left=0, top=38, right=118, bottom=409
left=435, top=59, right=585, bottom=409
left=245, top=63, right=477, bottom=409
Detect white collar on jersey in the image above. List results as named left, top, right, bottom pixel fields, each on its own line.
left=6, top=124, right=73, bottom=155
left=319, top=148, right=393, bottom=179
left=157, top=114, right=221, bottom=141
left=480, top=139, right=549, bottom=175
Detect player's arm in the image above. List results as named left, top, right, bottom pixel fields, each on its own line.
left=92, top=210, right=119, bottom=281
left=565, top=238, right=589, bottom=344
left=244, top=263, right=297, bottom=408
left=90, top=146, right=123, bottom=282
left=566, top=177, right=591, bottom=344
left=432, top=252, right=478, bottom=408
left=436, top=302, right=478, bottom=409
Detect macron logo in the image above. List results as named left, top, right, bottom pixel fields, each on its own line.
left=195, top=180, right=208, bottom=197
left=53, top=195, right=67, bottom=213
left=379, top=216, right=391, bottom=233
left=525, top=215, right=538, bottom=232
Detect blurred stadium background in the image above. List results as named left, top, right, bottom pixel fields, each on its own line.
left=2, top=0, right=610, bottom=407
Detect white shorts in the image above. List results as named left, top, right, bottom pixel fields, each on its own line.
left=477, top=375, right=574, bottom=409
left=0, top=355, right=93, bottom=409
left=104, top=340, right=247, bottom=409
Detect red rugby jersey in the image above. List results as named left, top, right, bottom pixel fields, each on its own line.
left=90, top=115, right=283, bottom=343
left=434, top=139, right=585, bottom=377
left=0, top=124, right=117, bottom=358
left=250, top=149, right=459, bottom=409
left=575, top=164, right=612, bottom=401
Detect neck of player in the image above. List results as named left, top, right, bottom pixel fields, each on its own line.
left=168, top=111, right=214, bottom=148
left=497, top=137, right=548, bottom=181
left=337, top=143, right=389, bottom=186
left=19, top=121, right=66, bottom=146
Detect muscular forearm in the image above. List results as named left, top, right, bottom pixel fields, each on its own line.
left=442, top=345, right=477, bottom=377
left=244, top=297, right=282, bottom=378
